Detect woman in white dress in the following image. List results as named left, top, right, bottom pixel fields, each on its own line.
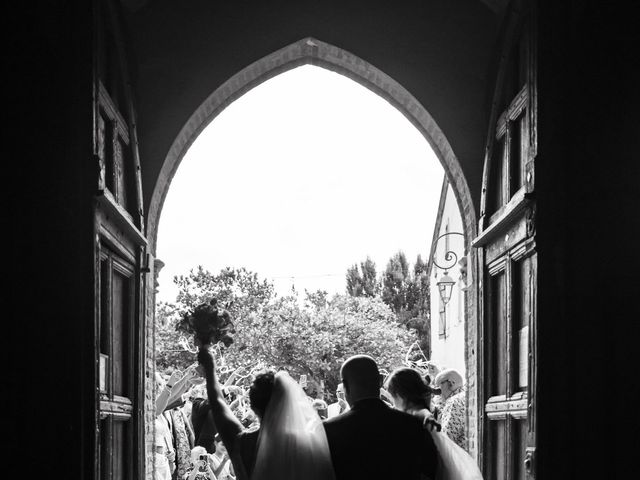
left=385, top=367, right=483, bottom=480
left=197, top=348, right=335, bottom=480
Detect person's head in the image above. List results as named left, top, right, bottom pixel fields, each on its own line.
left=248, top=370, right=276, bottom=419
left=188, top=383, right=207, bottom=403
left=336, top=382, right=345, bottom=401
left=434, top=368, right=463, bottom=399
left=190, top=446, right=208, bottom=465
left=213, top=434, right=227, bottom=456
left=425, top=361, right=441, bottom=382
left=340, top=355, right=381, bottom=405
left=385, top=367, right=437, bottom=412
left=312, top=399, right=328, bottom=419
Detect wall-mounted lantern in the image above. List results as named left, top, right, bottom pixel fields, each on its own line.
left=437, top=272, right=456, bottom=306
left=433, top=231, right=465, bottom=308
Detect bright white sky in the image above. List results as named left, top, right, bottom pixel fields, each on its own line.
left=156, top=65, right=445, bottom=302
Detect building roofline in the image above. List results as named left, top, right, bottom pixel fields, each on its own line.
left=427, top=175, right=450, bottom=279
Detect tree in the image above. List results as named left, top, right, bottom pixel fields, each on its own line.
left=406, top=254, right=431, bottom=357
left=381, top=251, right=411, bottom=314
left=360, top=257, right=380, bottom=297
left=345, top=264, right=363, bottom=297
left=156, top=266, right=416, bottom=402
left=155, top=301, right=194, bottom=372
left=346, top=257, right=379, bottom=298
left=378, top=252, right=431, bottom=357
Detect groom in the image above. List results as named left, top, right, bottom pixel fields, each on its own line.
left=324, top=355, right=439, bottom=480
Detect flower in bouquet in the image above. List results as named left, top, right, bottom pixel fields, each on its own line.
left=176, top=298, right=235, bottom=348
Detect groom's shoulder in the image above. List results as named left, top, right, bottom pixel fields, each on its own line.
left=323, top=407, right=355, bottom=427
left=385, top=406, right=425, bottom=428
left=323, top=400, right=422, bottom=430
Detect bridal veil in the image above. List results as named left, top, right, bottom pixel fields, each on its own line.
left=252, top=371, right=336, bottom=480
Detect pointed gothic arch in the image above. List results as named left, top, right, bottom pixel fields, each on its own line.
left=148, top=37, right=476, bottom=250
left=145, top=37, right=480, bottom=461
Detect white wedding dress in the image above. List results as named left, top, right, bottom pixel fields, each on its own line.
left=407, top=407, right=483, bottom=480
left=251, top=372, right=336, bottom=480
left=430, top=427, right=483, bottom=480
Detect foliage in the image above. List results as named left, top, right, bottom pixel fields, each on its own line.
left=345, top=264, right=363, bottom=297
left=155, top=301, right=194, bottom=373
left=381, top=251, right=411, bottom=313
left=347, top=251, right=431, bottom=357
left=156, top=266, right=416, bottom=403
left=360, top=257, right=380, bottom=297
left=346, top=256, right=380, bottom=297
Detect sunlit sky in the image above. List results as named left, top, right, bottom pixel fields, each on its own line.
left=156, top=65, right=445, bottom=302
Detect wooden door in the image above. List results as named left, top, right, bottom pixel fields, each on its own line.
left=94, top=2, right=147, bottom=480
left=473, top=3, right=537, bottom=479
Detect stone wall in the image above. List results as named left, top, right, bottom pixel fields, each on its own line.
left=144, top=257, right=163, bottom=480
left=465, top=248, right=479, bottom=460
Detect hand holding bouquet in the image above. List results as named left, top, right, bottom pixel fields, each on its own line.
left=176, top=298, right=235, bottom=350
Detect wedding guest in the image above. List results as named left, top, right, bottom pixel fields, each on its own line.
left=184, top=446, right=216, bottom=480
left=166, top=365, right=203, bottom=411
left=383, top=367, right=440, bottom=430
left=168, top=404, right=195, bottom=480
left=327, top=383, right=349, bottom=418
left=425, top=361, right=441, bottom=384
left=152, top=365, right=201, bottom=480
left=155, top=371, right=181, bottom=480
left=191, top=397, right=218, bottom=454
left=210, top=434, right=234, bottom=480
left=160, top=366, right=203, bottom=479
left=312, top=398, right=328, bottom=420
left=425, top=361, right=443, bottom=414
left=386, top=367, right=483, bottom=480
left=434, top=368, right=467, bottom=450
left=184, top=383, right=208, bottom=424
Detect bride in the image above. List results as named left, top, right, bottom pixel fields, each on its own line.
left=385, top=367, right=483, bottom=480
left=197, top=348, right=335, bottom=480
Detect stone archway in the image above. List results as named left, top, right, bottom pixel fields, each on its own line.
left=148, top=37, right=476, bottom=251
left=146, top=36, right=480, bottom=459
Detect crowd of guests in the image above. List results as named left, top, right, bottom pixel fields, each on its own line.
left=154, top=364, right=237, bottom=480
left=153, top=357, right=469, bottom=480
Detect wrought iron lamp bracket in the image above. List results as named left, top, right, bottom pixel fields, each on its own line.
left=432, top=232, right=465, bottom=271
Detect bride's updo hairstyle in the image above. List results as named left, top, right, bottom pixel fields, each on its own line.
left=385, top=367, right=438, bottom=410
left=249, top=370, right=276, bottom=419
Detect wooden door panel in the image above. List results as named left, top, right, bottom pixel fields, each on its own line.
left=100, top=419, right=111, bottom=480
left=489, top=419, right=506, bottom=480
left=113, top=420, right=127, bottom=480
left=475, top=3, right=536, bottom=478
left=489, top=272, right=507, bottom=397
left=111, top=263, right=133, bottom=397
left=513, top=418, right=528, bottom=480
left=488, top=138, right=506, bottom=216
left=94, top=3, right=147, bottom=480
left=512, top=256, right=530, bottom=391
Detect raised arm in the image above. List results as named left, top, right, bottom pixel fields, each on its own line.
left=166, top=364, right=200, bottom=407
left=197, top=348, right=244, bottom=453
left=156, top=370, right=182, bottom=416
left=223, top=366, right=245, bottom=387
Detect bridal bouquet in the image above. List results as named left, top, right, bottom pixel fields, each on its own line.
left=176, top=298, right=235, bottom=349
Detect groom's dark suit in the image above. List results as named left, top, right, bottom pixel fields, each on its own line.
left=324, top=398, right=438, bottom=480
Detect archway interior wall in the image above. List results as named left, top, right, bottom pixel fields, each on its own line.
left=144, top=38, right=480, bottom=471
left=132, top=0, right=498, bottom=224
